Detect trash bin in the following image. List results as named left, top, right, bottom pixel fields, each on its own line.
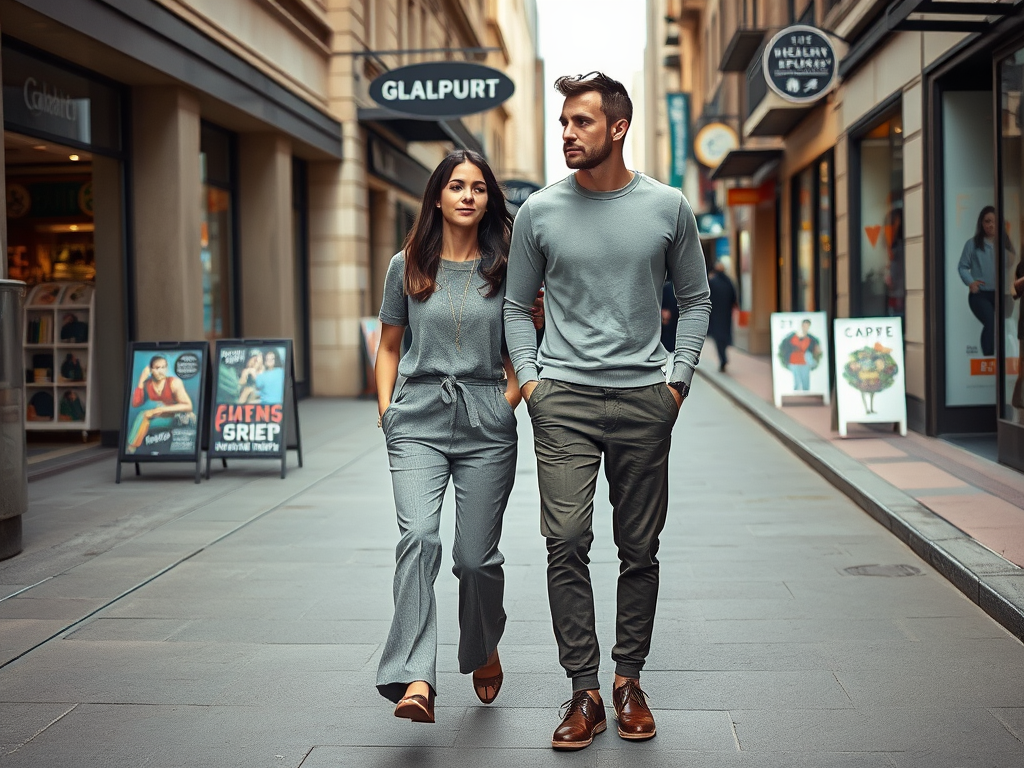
left=0, top=279, right=27, bottom=561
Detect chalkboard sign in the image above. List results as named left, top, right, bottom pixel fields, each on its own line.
left=762, top=25, right=837, bottom=104
left=116, top=341, right=209, bottom=484
left=205, top=339, right=303, bottom=479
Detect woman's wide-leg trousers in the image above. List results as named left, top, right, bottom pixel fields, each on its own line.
left=376, top=376, right=518, bottom=703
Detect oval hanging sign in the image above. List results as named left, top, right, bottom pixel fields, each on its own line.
left=369, top=62, right=515, bottom=120
left=763, top=25, right=837, bottom=105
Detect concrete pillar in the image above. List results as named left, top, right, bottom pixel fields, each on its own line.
left=237, top=133, right=295, bottom=339
left=92, top=155, right=126, bottom=441
left=131, top=86, right=203, bottom=341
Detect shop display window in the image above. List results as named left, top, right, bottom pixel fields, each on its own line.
left=854, top=112, right=904, bottom=320
left=200, top=123, right=237, bottom=340
left=998, top=49, right=1024, bottom=426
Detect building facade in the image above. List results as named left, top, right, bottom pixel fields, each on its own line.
left=648, top=0, right=1024, bottom=472
left=0, top=0, right=543, bottom=445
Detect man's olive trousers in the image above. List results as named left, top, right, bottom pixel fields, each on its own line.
left=526, top=378, right=678, bottom=692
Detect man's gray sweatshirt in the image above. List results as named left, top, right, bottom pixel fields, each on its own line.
left=503, top=172, right=711, bottom=388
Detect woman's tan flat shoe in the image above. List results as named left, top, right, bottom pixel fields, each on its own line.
left=394, top=689, right=435, bottom=723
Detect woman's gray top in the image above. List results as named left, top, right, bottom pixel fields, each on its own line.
left=958, top=239, right=996, bottom=291
left=379, top=252, right=506, bottom=381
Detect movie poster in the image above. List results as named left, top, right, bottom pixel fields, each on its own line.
left=834, top=318, right=907, bottom=437
left=209, top=342, right=289, bottom=457
left=123, top=346, right=205, bottom=457
left=769, top=312, right=830, bottom=407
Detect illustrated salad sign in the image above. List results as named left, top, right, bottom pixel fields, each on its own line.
left=833, top=318, right=907, bottom=437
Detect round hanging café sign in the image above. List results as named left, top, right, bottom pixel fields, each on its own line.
left=369, top=62, right=515, bottom=120
left=763, top=25, right=837, bottom=104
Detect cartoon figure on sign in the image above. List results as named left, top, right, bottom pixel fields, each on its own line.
left=842, top=342, right=899, bottom=414
left=778, top=319, right=823, bottom=391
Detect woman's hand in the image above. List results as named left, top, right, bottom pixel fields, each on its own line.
left=969, top=279, right=984, bottom=294
left=1013, top=275, right=1024, bottom=299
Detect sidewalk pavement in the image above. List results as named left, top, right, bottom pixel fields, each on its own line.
left=2, top=389, right=1024, bottom=767
left=698, top=343, right=1024, bottom=644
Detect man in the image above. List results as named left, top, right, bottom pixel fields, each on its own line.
left=503, top=72, right=711, bottom=751
left=780, top=319, right=822, bottom=391
left=707, top=261, right=738, bottom=372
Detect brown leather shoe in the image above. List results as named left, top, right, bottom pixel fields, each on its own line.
left=612, top=678, right=656, bottom=740
left=551, top=691, right=607, bottom=750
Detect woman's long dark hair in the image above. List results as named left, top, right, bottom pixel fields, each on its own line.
left=403, top=149, right=513, bottom=302
left=974, top=205, right=996, bottom=250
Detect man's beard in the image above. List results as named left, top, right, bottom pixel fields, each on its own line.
left=564, top=130, right=613, bottom=170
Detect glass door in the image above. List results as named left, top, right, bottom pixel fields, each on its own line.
left=997, top=47, right=1024, bottom=471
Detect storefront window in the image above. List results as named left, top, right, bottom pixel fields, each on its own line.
left=200, top=123, right=235, bottom=340
left=817, top=157, right=833, bottom=319
left=855, top=112, right=904, bottom=318
left=791, top=154, right=833, bottom=316
left=999, top=51, right=1024, bottom=424
left=793, top=167, right=814, bottom=310
left=943, top=89, right=998, bottom=408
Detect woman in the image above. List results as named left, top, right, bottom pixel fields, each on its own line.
left=375, top=149, right=519, bottom=723
left=958, top=207, right=1014, bottom=357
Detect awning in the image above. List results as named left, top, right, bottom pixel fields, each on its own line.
left=719, top=28, right=765, bottom=73
left=357, top=107, right=484, bottom=154
left=710, top=148, right=783, bottom=182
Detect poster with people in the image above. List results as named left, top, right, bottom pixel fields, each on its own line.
left=942, top=91, right=1001, bottom=407
left=207, top=339, right=302, bottom=477
left=769, top=312, right=830, bottom=407
left=117, top=342, right=208, bottom=483
left=834, top=318, right=907, bottom=437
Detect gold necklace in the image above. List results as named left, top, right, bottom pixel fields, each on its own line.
left=439, top=257, right=478, bottom=351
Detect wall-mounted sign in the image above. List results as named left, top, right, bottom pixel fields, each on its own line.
left=834, top=317, right=907, bottom=437
left=667, top=92, right=691, bottom=188
left=696, top=211, right=726, bottom=237
left=727, top=183, right=774, bottom=207
left=369, top=62, right=514, bottom=120
left=763, top=25, right=837, bottom=104
left=2, top=46, right=121, bottom=153
left=693, top=122, right=738, bottom=169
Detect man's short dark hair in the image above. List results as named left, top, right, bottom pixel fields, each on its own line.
left=554, top=71, right=633, bottom=128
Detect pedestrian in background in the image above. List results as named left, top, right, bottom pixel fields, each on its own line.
left=374, top=149, right=519, bottom=723
left=707, top=261, right=737, bottom=372
left=505, top=71, right=710, bottom=751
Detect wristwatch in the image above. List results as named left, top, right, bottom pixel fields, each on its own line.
left=668, top=381, right=690, bottom=400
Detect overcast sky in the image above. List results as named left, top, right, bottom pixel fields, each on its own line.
left=535, top=0, right=648, bottom=185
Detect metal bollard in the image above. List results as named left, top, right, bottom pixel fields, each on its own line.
left=0, top=279, right=27, bottom=561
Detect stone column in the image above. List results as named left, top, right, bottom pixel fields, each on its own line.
left=307, top=121, right=369, bottom=396
left=131, top=86, right=203, bottom=341
left=237, top=133, right=295, bottom=339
